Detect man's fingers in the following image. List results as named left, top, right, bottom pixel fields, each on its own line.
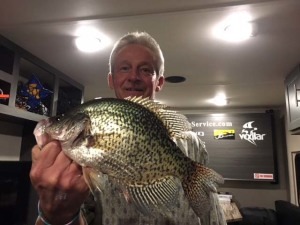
left=50, top=151, right=73, bottom=178
left=32, top=145, right=41, bottom=163
left=40, top=141, right=63, bottom=168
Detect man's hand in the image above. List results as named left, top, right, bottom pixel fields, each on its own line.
left=30, top=141, right=89, bottom=224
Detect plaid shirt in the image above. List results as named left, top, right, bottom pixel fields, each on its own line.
left=82, top=131, right=227, bottom=225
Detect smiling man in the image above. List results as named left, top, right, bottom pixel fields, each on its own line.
left=108, top=36, right=164, bottom=100
left=30, top=31, right=226, bottom=225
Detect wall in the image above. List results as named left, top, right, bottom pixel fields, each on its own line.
left=178, top=107, right=289, bottom=210
left=0, top=120, right=23, bottom=161
left=285, top=110, right=300, bottom=205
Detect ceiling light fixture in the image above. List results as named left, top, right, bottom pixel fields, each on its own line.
left=75, top=36, right=102, bottom=52
left=223, top=21, right=254, bottom=42
left=75, top=27, right=111, bottom=53
left=208, top=94, right=229, bottom=106
left=213, top=11, right=255, bottom=42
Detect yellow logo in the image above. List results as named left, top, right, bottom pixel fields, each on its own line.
left=214, top=130, right=235, bottom=140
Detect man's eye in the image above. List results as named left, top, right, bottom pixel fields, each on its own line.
left=141, top=68, right=151, bottom=73
left=140, top=67, right=155, bottom=76
left=120, top=66, right=130, bottom=72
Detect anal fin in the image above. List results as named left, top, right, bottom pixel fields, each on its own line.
left=183, top=162, right=224, bottom=218
left=124, top=176, right=181, bottom=217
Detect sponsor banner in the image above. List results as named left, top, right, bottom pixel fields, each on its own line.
left=185, top=113, right=276, bottom=182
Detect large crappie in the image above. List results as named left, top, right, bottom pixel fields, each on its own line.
left=34, top=96, right=223, bottom=218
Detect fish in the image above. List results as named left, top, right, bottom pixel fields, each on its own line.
left=33, top=96, right=224, bottom=218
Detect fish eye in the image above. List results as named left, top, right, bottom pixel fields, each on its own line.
left=56, top=114, right=64, bottom=122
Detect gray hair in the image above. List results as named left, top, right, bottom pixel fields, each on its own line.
left=109, top=31, right=165, bottom=77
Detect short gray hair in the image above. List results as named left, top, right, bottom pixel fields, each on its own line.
left=109, top=31, right=165, bottom=76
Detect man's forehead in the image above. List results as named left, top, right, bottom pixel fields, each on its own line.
left=116, top=44, right=154, bottom=57
left=115, top=59, right=154, bottom=66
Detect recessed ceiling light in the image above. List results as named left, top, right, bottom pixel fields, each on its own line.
left=213, top=11, right=255, bottom=42
left=75, top=27, right=111, bottom=53
left=223, top=21, right=254, bottom=41
left=208, top=94, right=229, bottom=106
left=214, top=97, right=228, bottom=106
left=75, top=36, right=102, bottom=53
left=165, top=76, right=186, bottom=83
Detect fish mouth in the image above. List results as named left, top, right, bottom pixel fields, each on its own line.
left=42, top=113, right=92, bottom=146
left=34, top=119, right=52, bottom=148
left=71, top=120, right=93, bottom=148
left=71, top=130, right=86, bottom=146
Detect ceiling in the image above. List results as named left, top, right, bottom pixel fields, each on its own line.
left=1, top=0, right=300, bottom=110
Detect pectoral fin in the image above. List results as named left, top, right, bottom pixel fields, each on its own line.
left=82, top=167, right=107, bottom=198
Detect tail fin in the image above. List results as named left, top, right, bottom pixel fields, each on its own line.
left=182, top=162, right=224, bottom=218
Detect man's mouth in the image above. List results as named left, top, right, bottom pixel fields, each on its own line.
left=125, top=88, right=144, bottom=92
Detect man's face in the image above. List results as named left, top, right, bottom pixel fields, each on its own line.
left=108, top=44, right=164, bottom=99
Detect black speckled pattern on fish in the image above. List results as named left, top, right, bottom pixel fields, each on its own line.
left=43, top=96, right=224, bottom=218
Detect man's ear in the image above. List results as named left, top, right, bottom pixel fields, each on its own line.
left=108, top=73, right=114, bottom=90
left=155, top=76, right=164, bottom=92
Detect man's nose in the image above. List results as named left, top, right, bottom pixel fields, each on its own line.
left=128, top=68, right=141, bottom=80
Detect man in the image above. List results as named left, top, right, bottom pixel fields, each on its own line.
left=30, top=31, right=226, bottom=225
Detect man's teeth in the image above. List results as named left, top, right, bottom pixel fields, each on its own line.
left=126, top=88, right=142, bottom=91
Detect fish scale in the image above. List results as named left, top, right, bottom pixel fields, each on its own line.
left=38, top=96, right=224, bottom=219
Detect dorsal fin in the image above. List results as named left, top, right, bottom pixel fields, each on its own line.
left=125, top=96, right=191, bottom=138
